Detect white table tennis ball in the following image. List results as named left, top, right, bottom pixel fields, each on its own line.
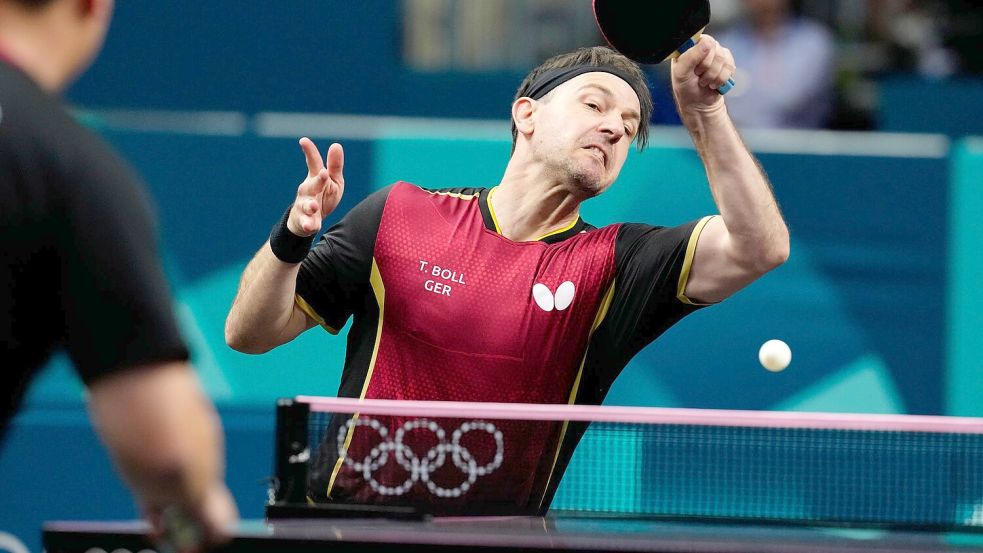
left=758, top=339, right=791, bottom=372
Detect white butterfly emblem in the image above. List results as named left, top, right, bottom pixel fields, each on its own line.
left=532, top=281, right=575, bottom=312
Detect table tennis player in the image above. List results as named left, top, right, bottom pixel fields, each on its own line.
left=226, top=35, right=789, bottom=513
left=0, top=0, right=236, bottom=547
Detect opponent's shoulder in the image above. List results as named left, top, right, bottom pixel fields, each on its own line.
left=0, top=63, right=59, bottom=128
left=0, top=64, right=145, bottom=215
left=1, top=66, right=134, bottom=179
left=0, top=65, right=95, bottom=151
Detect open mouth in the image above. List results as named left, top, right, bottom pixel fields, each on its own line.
left=583, top=145, right=607, bottom=167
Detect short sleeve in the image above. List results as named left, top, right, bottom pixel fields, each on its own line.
left=295, top=185, right=393, bottom=333
left=602, top=217, right=716, bottom=355
left=58, top=136, right=189, bottom=383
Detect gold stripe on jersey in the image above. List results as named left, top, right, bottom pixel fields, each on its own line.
left=676, top=215, right=716, bottom=306
left=295, top=294, right=340, bottom=335
left=326, top=258, right=387, bottom=498
left=487, top=187, right=504, bottom=233
left=488, top=186, right=581, bottom=241
left=538, top=278, right=617, bottom=511
left=535, top=217, right=580, bottom=241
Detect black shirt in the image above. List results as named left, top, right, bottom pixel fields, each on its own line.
left=0, top=60, right=189, bottom=436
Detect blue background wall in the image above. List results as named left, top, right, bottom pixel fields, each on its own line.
left=2, top=1, right=981, bottom=551
left=68, top=2, right=523, bottom=118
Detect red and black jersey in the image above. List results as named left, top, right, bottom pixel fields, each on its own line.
left=296, top=182, right=713, bottom=513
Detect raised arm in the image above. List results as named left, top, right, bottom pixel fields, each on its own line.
left=225, top=138, right=345, bottom=353
left=670, top=35, right=790, bottom=304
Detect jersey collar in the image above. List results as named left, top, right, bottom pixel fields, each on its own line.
left=478, top=187, right=589, bottom=244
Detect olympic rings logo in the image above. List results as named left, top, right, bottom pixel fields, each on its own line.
left=337, top=417, right=504, bottom=498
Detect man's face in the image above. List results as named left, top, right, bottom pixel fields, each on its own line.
left=530, top=71, right=642, bottom=197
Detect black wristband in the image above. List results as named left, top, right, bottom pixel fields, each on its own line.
left=269, top=207, right=315, bottom=264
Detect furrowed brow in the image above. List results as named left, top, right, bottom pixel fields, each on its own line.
left=578, top=84, right=641, bottom=124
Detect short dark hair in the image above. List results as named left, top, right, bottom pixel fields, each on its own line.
left=511, top=46, right=652, bottom=152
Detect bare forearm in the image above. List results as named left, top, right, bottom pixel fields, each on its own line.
left=683, top=106, right=789, bottom=268
left=225, top=241, right=304, bottom=353
left=88, top=363, right=224, bottom=510
left=224, top=138, right=345, bottom=352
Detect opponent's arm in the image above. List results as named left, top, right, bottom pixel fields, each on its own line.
left=225, top=138, right=345, bottom=353
left=87, top=361, right=237, bottom=551
left=670, top=35, right=790, bottom=304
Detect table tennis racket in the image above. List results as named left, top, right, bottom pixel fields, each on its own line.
left=593, top=0, right=735, bottom=94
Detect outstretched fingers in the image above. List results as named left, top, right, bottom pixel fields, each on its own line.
left=299, top=137, right=325, bottom=177
left=326, top=143, right=345, bottom=185
left=319, top=143, right=346, bottom=215
left=292, top=139, right=330, bottom=235
left=289, top=140, right=347, bottom=236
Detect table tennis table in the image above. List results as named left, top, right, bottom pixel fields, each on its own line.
left=43, top=515, right=983, bottom=553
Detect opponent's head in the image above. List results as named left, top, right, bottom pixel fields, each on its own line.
left=510, top=46, right=652, bottom=197
left=0, top=0, right=115, bottom=91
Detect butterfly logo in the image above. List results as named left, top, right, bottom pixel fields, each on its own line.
left=532, top=281, right=575, bottom=312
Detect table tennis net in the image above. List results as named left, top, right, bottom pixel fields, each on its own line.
left=272, top=397, right=983, bottom=530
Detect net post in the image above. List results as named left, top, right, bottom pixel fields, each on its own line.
left=272, top=397, right=310, bottom=505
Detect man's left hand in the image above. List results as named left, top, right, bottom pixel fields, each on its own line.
left=671, top=34, right=735, bottom=116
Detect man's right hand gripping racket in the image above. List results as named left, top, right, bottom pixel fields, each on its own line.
left=593, top=0, right=735, bottom=95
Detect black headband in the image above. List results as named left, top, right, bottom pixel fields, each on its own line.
left=524, top=64, right=646, bottom=104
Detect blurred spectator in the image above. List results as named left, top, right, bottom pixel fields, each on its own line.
left=868, top=0, right=955, bottom=77
left=942, top=0, right=982, bottom=74
left=717, top=0, right=835, bottom=129
left=867, top=0, right=981, bottom=77
left=403, top=0, right=598, bottom=71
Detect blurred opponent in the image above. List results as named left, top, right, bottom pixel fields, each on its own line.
left=0, top=0, right=237, bottom=546
left=227, top=38, right=789, bottom=512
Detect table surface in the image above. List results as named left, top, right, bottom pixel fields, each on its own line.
left=43, top=515, right=983, bottom=553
